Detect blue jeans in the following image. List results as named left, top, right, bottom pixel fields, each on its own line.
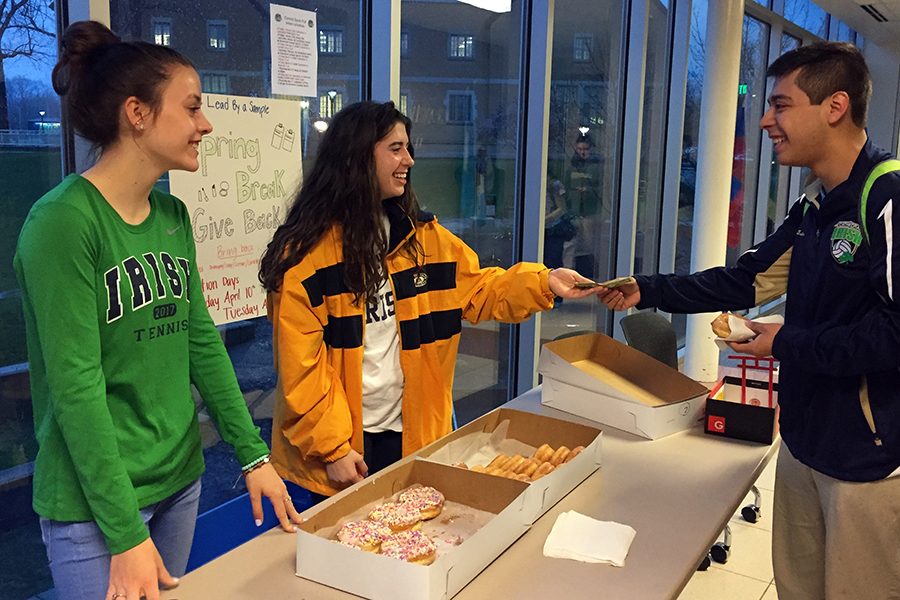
left=40, top=478, right=201, bottom=600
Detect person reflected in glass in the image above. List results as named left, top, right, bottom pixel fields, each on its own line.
left=258, top=101, right=602, bottom=500
left=566, top=132, right=604, bottom=279
left=14, top=21, right=301, bottom=600
left=543, top=173, right=573, bottom=271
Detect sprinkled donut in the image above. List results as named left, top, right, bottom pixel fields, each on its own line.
left=398, top=486, right=445, bottom=520
left=367, top=502, right=422, bottom=532
left=336, top=520, right=392, bottom=552
left=380, top=530, right=438, bottom=565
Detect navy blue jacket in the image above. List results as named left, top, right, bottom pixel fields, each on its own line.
left=636, top=140, right=900, bottom=482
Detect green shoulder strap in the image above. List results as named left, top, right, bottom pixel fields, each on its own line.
left=860, top=159, right=900, bottom=243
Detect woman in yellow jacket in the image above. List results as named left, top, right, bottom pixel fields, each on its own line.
left=258, top=101, right=600, bottom=497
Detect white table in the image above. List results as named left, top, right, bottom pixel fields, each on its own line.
left=163, top=387, right=777, bottom=600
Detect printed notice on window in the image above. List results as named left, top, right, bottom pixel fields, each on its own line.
left=169, top=94, right=301, bottom=325
left=270, top=4, right=317, bottom=97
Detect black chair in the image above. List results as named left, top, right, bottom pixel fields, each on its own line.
left=619, top=310, right=678, bottom=370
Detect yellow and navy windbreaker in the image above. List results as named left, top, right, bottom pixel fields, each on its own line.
left=269, top=199, right=554, bottom=495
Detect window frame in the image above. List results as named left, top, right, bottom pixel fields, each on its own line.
left=206, top=19, right=229, bottom=52
left=319, top=27, right=345, bottom=56
left=448, top=33, right=475, bottom=60
left=445, top=90, right=476, bottom=124
left=151, top=17, right=172, bottom=47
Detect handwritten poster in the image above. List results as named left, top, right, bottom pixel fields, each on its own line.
left=270, top=4, right=318, bottom=97
left=169, top=93, right=301, bottom=325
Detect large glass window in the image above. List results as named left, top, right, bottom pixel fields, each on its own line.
left=0, top=3, right=62, bottom=597
left=672, top=1, right=708, bottom=344
left=634, top=1, right=672, bottom=276
left=726, top=14, right=769, bottom=265
left=783, top=0, right=828, bottom=38
left=541, top=0, right=625, bottom=343
left=400, top=1, right=524, bottom=423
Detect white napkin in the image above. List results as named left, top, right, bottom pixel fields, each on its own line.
left=542, top=511, right=636, bottom=566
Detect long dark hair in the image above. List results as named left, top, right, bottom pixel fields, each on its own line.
left=259, top=101, right=422, bottom=304
left=52, top=20, right=193, bottom=151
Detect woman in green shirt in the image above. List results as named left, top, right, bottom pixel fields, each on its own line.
left=14, top=21, right=301, bottom=600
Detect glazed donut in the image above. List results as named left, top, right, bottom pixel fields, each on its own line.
left=471, top=464, right=486, bottom=473
left=505, top=455, right=526, bottom=474
left=549, top=445, right=571, bottom=466
left=381, top=530, right=438, bottom=565
left=488, top=454, right=510, bottom=470
left=564, top=446, right=585, bottom=463
left=367, top=502, right=422, bottom=532
left=336, top=520, right=392, bottom=552
left=485, top=466, right=504, bottom=476
left=532, top=444, right=553, bottom=463
left=513, top=472, right=530, bottom=482
left=533, top=461, right=555, bottom=479
left=399, top=486, right=445, bottom=520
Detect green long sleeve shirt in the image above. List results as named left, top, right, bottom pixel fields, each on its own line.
left=14, top=174, right=269, bottom=554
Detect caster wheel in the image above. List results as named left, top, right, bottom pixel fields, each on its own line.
left=697, top=553, right=711, bottom=571
left=742, top=504, right=761, bottom=523
left=711, top=543, right=730, bottom=564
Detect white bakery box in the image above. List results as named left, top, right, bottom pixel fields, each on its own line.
left=538, top=333, right=709, bottom=439
left=417, top=407, right=603, bottom=523
left=295, top=459, right=531, bottom=600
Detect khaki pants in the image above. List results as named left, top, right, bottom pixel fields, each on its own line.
left=773, top=444, right=900, bottom=599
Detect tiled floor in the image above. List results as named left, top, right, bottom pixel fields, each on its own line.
left=677, top=447, right=779, bottom=600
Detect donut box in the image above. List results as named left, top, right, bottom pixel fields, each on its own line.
left=538, top=333, right=709, bottom=439
left=295, top=460, right=531, bottom=600
left=417, top=408, right=603, bottom=523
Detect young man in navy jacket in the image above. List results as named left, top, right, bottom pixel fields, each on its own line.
left=601, top=42, right=900, bottom=599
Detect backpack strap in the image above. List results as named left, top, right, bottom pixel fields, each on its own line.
left=860, top=159, right=900, bottom=243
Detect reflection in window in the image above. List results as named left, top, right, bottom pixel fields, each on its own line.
left=401, top=0, right=524, bottom=422
left=573, top=34, right=592, bottom=62
left=152, top=18, right=172, bottom=46
left=207, top=20, right=228, bottom=51
left=319, top=28, right=344, bottom=54
left=448, top=33, right=474, bottom=59
left=830, top=19, right=857, bottom=44
left=0, top=2, right=63, bottom=596
left=446, top=91, right=475, bottom=123
left=400, top=92, right=409, bottom=115
left=727, top=14, right=770, bottom=266
left=202, top=72, right=230, bottom=94
left=319, top=90, right=343, bottom=118
left=783, top=0, right=828, bottom=38
left=543, top=0, right=624, bottom=344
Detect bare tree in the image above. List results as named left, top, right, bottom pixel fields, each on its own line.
left=1, top=0, right=56, bottom=129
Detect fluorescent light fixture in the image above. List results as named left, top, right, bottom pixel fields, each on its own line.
left=457, top=0, right=511, bottom=13
left=313, top=120, right=329, bottom=133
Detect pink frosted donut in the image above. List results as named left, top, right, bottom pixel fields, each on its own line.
left=336, top=520, right=392, bottom=552
left=381, top=530, right=438, bottom=565
left=367, top=502, right=422, bottom=532
left=398, top=486, right=445, bottom=520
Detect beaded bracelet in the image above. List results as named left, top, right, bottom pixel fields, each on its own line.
left=241, top=454, right=271, bottom=476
